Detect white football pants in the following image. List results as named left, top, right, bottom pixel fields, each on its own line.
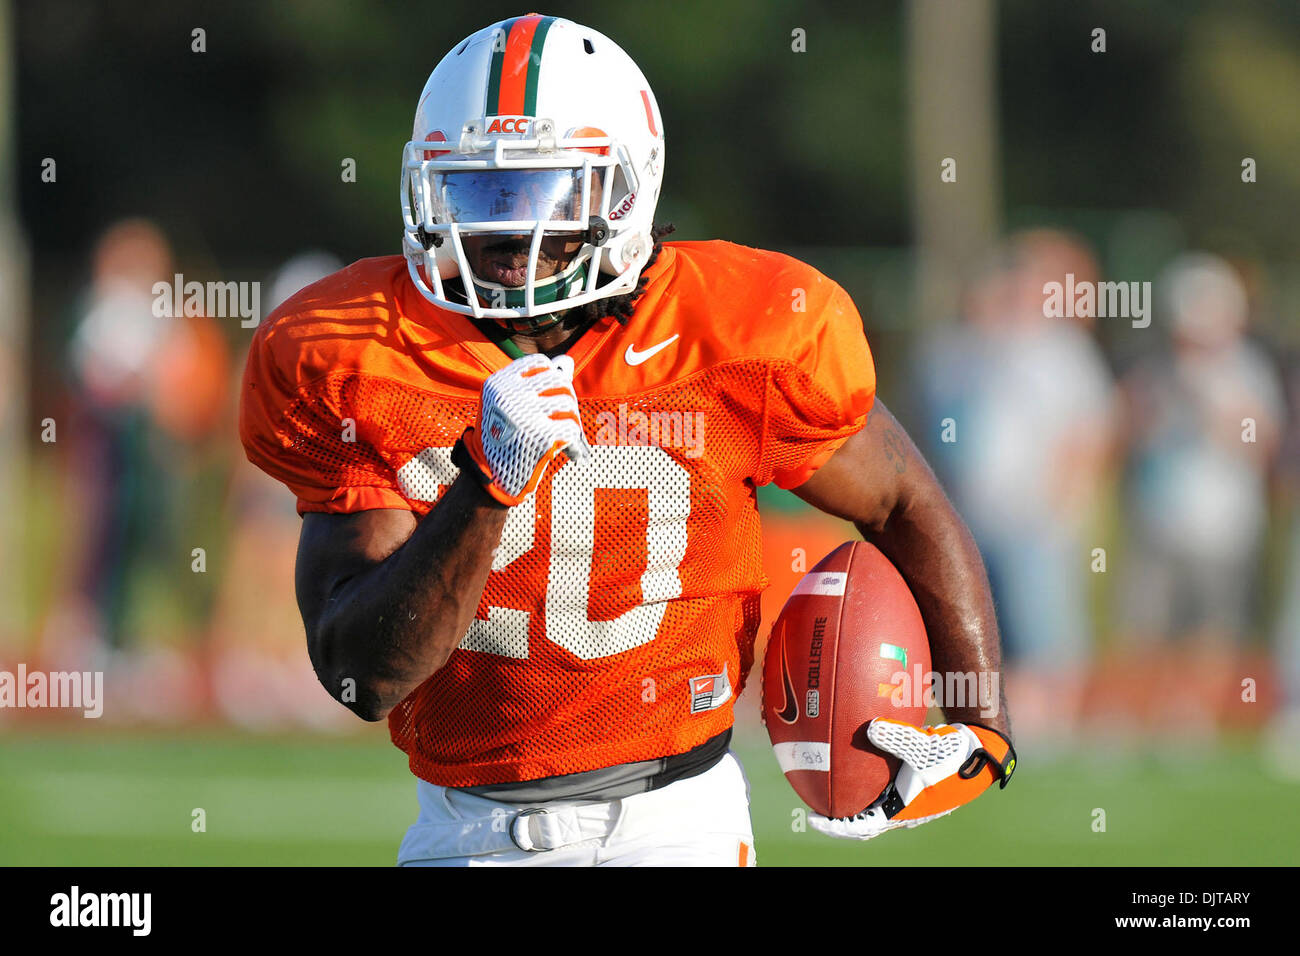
left=397, top=751, right=757, bottom=866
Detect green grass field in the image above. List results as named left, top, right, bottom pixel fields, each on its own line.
left=1, top=727, right=1295, bottom=866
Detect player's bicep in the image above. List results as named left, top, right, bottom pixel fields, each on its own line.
left=792, top=400, right=935, bottom=533
left=294, top=509, right=418, bottom=639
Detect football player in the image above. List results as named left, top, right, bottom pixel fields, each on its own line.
left=239, top=14, right=1015, bottom=866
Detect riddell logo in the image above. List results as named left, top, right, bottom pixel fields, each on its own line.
left=486, top=116, right=529, bottom=134
left=608, top=192, right=636, bottom=221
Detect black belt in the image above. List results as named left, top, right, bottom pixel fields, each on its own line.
left=457, top=728, right=733, bottom=803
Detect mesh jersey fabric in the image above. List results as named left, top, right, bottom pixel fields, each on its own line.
left=239, top=240, right=876, bottom=787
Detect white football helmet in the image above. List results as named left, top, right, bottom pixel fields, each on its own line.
left=401, top=15, right=666, bottom=330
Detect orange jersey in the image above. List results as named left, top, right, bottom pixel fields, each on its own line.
left=239, top=241, right=875, bottom=786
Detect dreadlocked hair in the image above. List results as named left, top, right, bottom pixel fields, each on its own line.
left=568, top=222, right=676, bottom=327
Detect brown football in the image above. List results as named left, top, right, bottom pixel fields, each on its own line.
left=761, top=541, right=931, bottom=819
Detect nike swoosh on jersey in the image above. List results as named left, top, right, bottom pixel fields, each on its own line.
left=623, top=334, right=680, bottom=366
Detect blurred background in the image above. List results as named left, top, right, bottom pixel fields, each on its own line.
left=1, top=0, right=1299, bottom=865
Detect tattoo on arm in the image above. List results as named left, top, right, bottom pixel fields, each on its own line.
left=882, top=425, right=907, bottom=474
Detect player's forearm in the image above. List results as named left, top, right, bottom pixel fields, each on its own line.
left=855, top=486, right=1012, bottom=737
left=309, top=477, right=508, bottom=720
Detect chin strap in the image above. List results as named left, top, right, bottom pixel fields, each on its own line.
left=471, top=262, right=589, bottom=331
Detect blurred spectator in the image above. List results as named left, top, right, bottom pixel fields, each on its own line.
left=51, top=219, right=231, bottom=702
left=266, top=250, right=344, bottom=313
left=1117, top=253, right=1284, bottom=739
left=916, top=229, right=1118, bottom=752
left=1119, top=254, right=1282, bottom=644
left=62, top=220, right=177, bottom=654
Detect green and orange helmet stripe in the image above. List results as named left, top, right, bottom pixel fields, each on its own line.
left=484, top=14, right=557, bottom=117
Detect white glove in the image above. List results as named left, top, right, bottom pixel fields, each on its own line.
left=809, top=718, right=1016, bottom=841
left=454, top=353, right=589, bottom=506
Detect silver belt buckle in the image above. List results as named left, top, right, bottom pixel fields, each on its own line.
left=509, top=808, right=552, bottom=853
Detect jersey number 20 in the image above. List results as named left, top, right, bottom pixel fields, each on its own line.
left=397, top=444, right=690, bottom=661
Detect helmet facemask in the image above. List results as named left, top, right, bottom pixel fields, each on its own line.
left=401, top=123, right=648, bottom=332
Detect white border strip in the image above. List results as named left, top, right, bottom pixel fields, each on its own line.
left=773, top=741, right=831, bottom=773
left=791, top=572, right=847, bottom=597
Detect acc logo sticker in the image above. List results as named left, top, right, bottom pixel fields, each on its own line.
left=486, top=116, right=529, bottom=135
